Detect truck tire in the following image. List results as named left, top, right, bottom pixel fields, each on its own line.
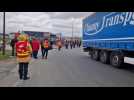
left=90, top=52, right=93, bottom=59
left=92, top=49, right=99, bottom=61
left=110, top=52, right=124, bottom=68
left=89, top=50, right=93, bottom=59
left=100, top=51, right=110, bottom=64
left=88, top=51, right=91, bottom=55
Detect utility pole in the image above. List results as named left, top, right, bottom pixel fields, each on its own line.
left=2, top=12, right=5, bottom=55
left=72, top=18, right=74, bottom=41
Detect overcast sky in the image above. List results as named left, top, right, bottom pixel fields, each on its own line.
left=0, top=12, right=94, bottom=37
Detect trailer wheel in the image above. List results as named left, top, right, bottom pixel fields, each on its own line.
left=110, top=52, right=124, bottom=68
left=100, top=51, right=110, bottom=64
left=90, top=52, right=93, bottom=59
left=88, top=50, right=91, bottom=55
left=89, top=50, right=93, bottom=59
left=92, top=49, right=99, bottom=61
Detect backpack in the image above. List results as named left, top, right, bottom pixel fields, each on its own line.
left=16, top=41, right=29, bottom=58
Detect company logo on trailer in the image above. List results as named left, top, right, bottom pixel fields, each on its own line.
left=84, top=12, right=134, bottom=35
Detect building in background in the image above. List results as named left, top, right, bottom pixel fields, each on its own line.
left=9, top=31, right=81, bottom=45
left=23, top=31, right=45, bottom=40
left=22, top=31, right=57, bottom=44
left=50, top=34, right=57, bottom=44
left=15, top=31, right=51, bottom=41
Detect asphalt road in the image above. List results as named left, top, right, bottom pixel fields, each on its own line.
left=1, top=47, right=134, bottom=87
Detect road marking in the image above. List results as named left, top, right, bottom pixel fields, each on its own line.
left=12, top=80, right=24, bottom=87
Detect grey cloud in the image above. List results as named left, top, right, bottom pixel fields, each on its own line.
left=50, top=12, right=94, bottom=19
left=53, top=22, right=72, bottom=28
left=0, top=12, right=93, bottom=36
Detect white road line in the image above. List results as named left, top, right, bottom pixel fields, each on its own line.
left=12, top=80, right=24, bottom=87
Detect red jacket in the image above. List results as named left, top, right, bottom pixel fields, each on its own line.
left=31, top=39, right=40, bottom=51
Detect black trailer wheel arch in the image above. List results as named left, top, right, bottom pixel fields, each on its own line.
left=100, top=50, right=110, bottom=64
left=110, top=51, right=124, bottom=68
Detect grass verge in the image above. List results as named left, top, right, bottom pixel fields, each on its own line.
left=0, top=50, right=12, bottom=60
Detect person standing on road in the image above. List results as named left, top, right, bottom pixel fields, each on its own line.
left=70, top=40, right=73, bottom=49
left=74, top=40, right=76, bottom=48
left=73, top=40, right=75, bottom=48
left=57, top=40, right=62, bottom=51
left=79, top=39, right=81, bottom=47
left=42, top=38, right=50, bottom=59
left=76, top=40, right=78, bottom=47
left=15, top=34, right=32, bottom=80
left=65, top=40, right=69, bottom=49
left=31, top=37, right=40, bottom=59
left=10, top=37, right=18, bottom=56
left=40, top=39, right=44, bottom=59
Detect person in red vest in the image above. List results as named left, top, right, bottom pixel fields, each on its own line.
left=57, top=40, right=62, bottom=51
left=42, top=38, right=50, bottom=59
left=31, top=37, right=40, bottom=59
left=15, top=34, right=32, bottom=80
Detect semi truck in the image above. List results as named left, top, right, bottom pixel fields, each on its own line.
left=83, top=12, right=134, bottom=68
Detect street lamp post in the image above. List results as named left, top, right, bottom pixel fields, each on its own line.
left=2, top=12, right=6, bottom=55
left=72, top=18, right=74, bottom=41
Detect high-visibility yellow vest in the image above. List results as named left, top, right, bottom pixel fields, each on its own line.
left=16, top=41, right=30, bottom=58
left=44, top=41, right=49, bottom=48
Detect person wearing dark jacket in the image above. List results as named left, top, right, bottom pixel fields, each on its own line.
left=41, top=39, right=44, bottom=58
left=10, top=38, right=18, bottom=56
left=70, top=40, right=73, bottom=49
left=73, top=40, right=76, bottom=48
left=42, top=39, right=50, bottom=59
left=79, top=40, right=81, bottom=47
left=65, top=40, right=69, bottom=49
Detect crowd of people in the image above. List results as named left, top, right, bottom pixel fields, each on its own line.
left=64, top=39, right=81, bottom=49
left=10, top=33, right=82, bottom=80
